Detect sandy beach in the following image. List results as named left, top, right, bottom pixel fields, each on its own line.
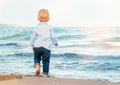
left=0, top=74, right=120, bottom=85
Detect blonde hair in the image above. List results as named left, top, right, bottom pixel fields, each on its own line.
left=38, top=9, right=49, bottom=22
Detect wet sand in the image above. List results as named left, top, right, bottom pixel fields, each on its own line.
left=0, top=74, right=120, bottom=85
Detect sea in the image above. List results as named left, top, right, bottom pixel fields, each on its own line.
left=0, top=24, right=120, bottom=82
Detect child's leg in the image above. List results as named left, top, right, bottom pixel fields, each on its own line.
left=35, top=64, right=40, bottom=76
left=35, top=64, right=40, bottom=71
left=34, top=48, right=42, bottom=76
left=42, top=48, right=51, bottom=76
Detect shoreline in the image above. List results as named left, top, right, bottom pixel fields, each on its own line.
left=0, top=74, right=120, bottom=85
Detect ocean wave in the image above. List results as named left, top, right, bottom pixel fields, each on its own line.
left=0, top=52, right=33, bottom=57
left=54, top=27, right=83, bottom=33
left=0, top=33, right=31, bottom=41
left=99, top=41, right=120, bottom=49
left=57, top=34, right=85, bottom=40
left=0, top=43, right=19, bottom=46
left=0, top=42, right=29, bottom=47
left=52, top=53, right=81, bottom=58
left=0, top=25, right=120, bottom=82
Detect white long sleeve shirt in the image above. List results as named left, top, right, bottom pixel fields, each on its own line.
left=30, top=22, right=58, bottom=50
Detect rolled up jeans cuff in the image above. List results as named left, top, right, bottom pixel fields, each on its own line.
left=43, top=72, right=48, bottom=75
left=34, top=63, right=40, bottom=67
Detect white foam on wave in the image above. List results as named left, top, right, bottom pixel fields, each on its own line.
left=50, top=70, right=120, bottom=82
left=58, top=40, right=92, bottom=47
left=52, top=45, right=120, bottom=56
left=100, top=41, right=120, bottom=46
left=83, top=27, right=117, bottom=35
left=82, top=27, right=120, bottom=41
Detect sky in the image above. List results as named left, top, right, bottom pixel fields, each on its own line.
left=0, top=0, right=120, bottom=27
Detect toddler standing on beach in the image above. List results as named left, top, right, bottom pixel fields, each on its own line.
left=30, top=9, right=58, bottom=77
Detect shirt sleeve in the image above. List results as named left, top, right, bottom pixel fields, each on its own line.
left=50, top=28, right=58, bottom=45
left=30, top=30, right=37, bottom=46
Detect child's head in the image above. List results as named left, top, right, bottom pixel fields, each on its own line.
left=38, top=9, right=49, bottom=22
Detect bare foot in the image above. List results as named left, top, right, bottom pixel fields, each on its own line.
left=35, top=71, right=40, bottom=77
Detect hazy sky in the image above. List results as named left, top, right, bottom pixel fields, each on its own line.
left=0, top=0, right=120, bottom=27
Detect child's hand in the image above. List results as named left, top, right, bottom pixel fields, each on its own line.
left=32, top=45, right=35, bottom=51
left=55, top=44, right=58, bottom=47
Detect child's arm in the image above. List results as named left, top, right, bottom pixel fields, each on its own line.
left=30, top=30, right=37, bottom=50
left=50, top=28, right=58, bottom=46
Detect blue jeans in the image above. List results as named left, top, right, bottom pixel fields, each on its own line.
left=34, top=47, right=51, bottom=75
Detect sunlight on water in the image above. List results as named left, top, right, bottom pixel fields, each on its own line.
left=83, top=27, right=119, bottom=42
left=83, top=27, right=116, bottom=35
